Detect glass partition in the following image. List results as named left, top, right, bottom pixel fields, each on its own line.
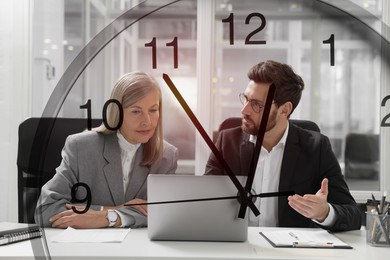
left=31, top=0, right=386, bottom=191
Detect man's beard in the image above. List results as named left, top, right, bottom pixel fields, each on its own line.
left=241, top=110, right=277, bottom=135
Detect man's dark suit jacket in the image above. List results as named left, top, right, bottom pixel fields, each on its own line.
left=205, top=122, right=361, bottom=231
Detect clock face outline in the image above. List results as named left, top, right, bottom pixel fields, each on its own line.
left=30, top=0, right=390, bottom=257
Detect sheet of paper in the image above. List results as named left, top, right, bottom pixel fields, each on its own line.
left=51, top=227, right=131, bottom=243
left=261, top=229, right=350, bottom=247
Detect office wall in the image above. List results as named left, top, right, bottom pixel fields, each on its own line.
left=0, top=0, right=14, bottom=222
left=31, top=0, right=64, bottom=116
left=0, top=0, right=31, bottom=222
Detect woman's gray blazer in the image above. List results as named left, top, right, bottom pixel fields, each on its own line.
left=35, top=131, right=178, bottom=228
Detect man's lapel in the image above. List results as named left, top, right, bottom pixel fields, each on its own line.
left=240, top=133, right=254, bottom=176
left=278, top=124, right=301, bottom=219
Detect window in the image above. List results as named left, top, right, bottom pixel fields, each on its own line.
left=31, top=0, right=389, bottom=202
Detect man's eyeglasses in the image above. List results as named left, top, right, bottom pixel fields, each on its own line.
left=239, top=93, right=264, bottom=113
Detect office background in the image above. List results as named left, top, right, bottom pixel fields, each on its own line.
left=1, top=0, right=390, bottom=223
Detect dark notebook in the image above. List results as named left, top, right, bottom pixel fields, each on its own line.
left=0, top=222, right=42, bottom=246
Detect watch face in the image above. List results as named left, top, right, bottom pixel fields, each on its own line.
left=30, top=0, right=389, bottom=258
left=108, top=210, right=117, bottom=222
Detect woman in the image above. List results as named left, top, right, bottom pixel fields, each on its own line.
left=35, top=72, right=178, bottom=228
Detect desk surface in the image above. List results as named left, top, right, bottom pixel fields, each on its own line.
left=0, top=227, right=388, bottom=260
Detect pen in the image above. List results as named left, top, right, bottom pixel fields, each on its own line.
left=379, top=191, right=387, bottom=215
left=289, top=232, right=299, bottom=240
left=373, top=213, right=390, bottom=244
left=370, top=209, right=379, bottom=242
left=382, top=210, right=390, bottom=243
left=371, top=194, right=380, bottom=213
left=293, top=242, right=334, bottom=248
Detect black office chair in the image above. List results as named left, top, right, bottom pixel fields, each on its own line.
left=344, top=133, right=379, bottom=179
left=17, top=117, right=102, bottom=223
left=213, top=117, right=320, bottom=141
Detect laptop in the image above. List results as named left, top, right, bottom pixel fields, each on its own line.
left=147, top=174, right=248, bottom=242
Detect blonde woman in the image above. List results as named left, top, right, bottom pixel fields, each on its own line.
left=35, top=72, right=178, bottom=228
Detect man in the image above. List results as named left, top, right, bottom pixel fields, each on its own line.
left=205, top=60, right=361, bottom=231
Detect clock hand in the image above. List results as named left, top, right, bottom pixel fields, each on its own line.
left=238, top=83, right=276, bottom=218
left=126, top=195, right=239, bottom=206
left=162, top=73, right=260, bottom=218
left=124, top=190, right=294, bottom=207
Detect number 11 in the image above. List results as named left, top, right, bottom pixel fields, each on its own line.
left=145, top=37, right=178, bottom=69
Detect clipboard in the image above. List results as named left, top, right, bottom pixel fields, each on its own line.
left=260, top=229, right=353, bottom=249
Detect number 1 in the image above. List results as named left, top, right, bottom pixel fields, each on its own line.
left=145, top=37, right=157, bottom=69
left=222, top=13, right=234, bottom=45
left=80, top=99, right=92, bottom=130
left=166, top=37, right=178, bottom=69
left=323, top=34, right=335, bottom=66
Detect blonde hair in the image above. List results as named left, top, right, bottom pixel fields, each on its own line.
left=94, top=72, right=163, bottom=166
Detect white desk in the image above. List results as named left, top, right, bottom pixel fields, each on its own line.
left=0, top=227, right=388, bottom=260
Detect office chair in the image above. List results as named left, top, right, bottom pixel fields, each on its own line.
left=213, top=117, right=320, bottom=141
left=344, top=133, right=379, bottom=179
left=17, top=117, right=102, bottom=223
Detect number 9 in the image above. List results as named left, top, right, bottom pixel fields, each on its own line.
left=71, top=182, right=92, bottom=214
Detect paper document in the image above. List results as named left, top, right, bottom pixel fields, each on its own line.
left=51, top=227, right=131, bottom=243
left=260, top=229, right=352, bottom=248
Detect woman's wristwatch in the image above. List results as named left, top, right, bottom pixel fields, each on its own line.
left=106, top=209, right=118, bottom=227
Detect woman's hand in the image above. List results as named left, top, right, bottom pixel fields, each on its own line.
left=50, top=204, right=110, bottom=229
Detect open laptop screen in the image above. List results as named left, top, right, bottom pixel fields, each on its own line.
left=147, top=174, right=248, bottom=242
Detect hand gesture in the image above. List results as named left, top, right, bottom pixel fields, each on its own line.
left=287, top=178, right=330, bottom=222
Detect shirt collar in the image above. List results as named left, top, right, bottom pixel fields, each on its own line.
left=249, top=121, right=289, bottom=148
left=116, top=131, right=141, bottom=153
